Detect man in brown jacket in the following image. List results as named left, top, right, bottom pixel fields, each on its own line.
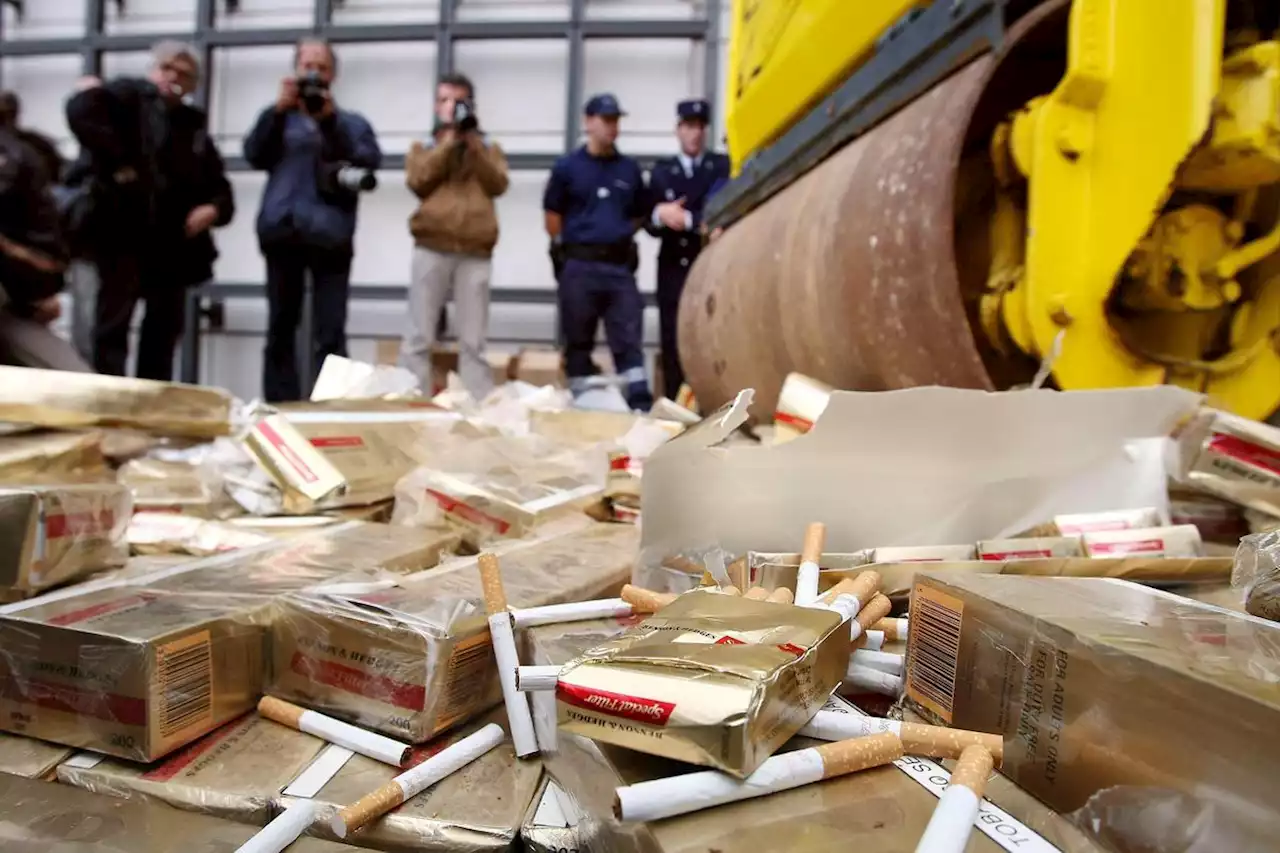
left=402, top=72, right=509, bottom=396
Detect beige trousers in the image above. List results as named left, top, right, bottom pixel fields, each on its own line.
left=400, top=246, right=493, bottom=397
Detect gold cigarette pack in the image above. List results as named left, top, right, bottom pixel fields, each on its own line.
left=556, top=592, right=847, bottom=777
left=1080, top=524, right=1202, bottom=558
left=118, top=456, right=237, bottom=518
left=905, top=572, right=1280, bottom=850
left=0, top=731, right=72, bottom=780
left=976, top=536, right=1083, bottom=561
left=0, top=483, right=130, bottom=595
left=0, top=430, right=109, bottom=484
left=772, top=372, right=833, bottom=444
left=740, top=551, right=871, bottom=595
left=0, top=586, right=268, bottom=762
left=0, top=366, right=233, bottom=438
left=245, top=414, right=349, bottom=510
left=270, top=521, right=636, bottom=742
left=58, top=712, right=324, bottom=825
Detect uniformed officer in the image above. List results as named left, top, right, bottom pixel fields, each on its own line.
left=543, top=93, right=654, bottom=411
left=646, top=98, right=730, bottom=399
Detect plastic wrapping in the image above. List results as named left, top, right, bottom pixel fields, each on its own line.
left=127, top=512, right=276, bottom=556
left=0, top=773, right=359, bottom=852
left=309, top=354, right=423, bottom=402
left=905, top=572, right=1280, bottom=853
left=0, top=430, right=110, bottom=484
left=118, top=447, right=241, bottom=518
left=521, top=775, right=584, bottom=853
left=526, top=617, right=1103, bottom=853
left=0, top=731, right=72, bottom=779
left=0, top=366, right=233, bottom=438
left=276, top=709, right=540, bottom=853
left=269, top=521, right=637, bottom=743
left=1231, top=529, right=1280, bottom=621
left=57, top=713, right=326, bottom=825
left=0, top=483, right=131, bottom=596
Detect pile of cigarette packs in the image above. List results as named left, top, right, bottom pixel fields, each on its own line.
left=3, top=370, right=1280, bottom=853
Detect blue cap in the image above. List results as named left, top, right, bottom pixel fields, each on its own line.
left=584, top=93, right=626, bottom=117
left=677, top=98, right=710, bottom=123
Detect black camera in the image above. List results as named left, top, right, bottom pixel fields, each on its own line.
left=320, top=161, right=377, bottom=194
left=452, top=99, right=478, bottom=134
left=297, top=71, right=329, bottom=114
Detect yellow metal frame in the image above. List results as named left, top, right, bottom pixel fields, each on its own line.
left=725, top=0, right=926, bottom=176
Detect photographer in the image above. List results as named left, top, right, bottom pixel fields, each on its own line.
left=400, top=72, right=508, bottom=398
left=64, top=41, right=234, bottom=380
left=244, top=38, right=382, bottom=402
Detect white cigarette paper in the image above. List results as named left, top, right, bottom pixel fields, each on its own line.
left=798, top=710, right=902, bottom=742
left=863, top=629, right=885, bottom=651
left=517, top=665, right=562, bottom=692
left=511, top=597, right=633, bottom=628
left=259, top=696, right=410, bottom=767
left=489, top=611, right=539, bottom=757
left=795, top=560, right=820, bottom=606
left=852, top=649, right=904, bottom=676
left=845, top=665, right=902, bottom=697
left=914, top=745, right=994, bottom=853
left=236, top=800, right=317, bottom=853
left=331, top=722, right=505, bottom=838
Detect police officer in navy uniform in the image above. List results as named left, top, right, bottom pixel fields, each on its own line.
left=543, top=93, right=654, bottom=411
left=646, top=98, right=730, bottom=399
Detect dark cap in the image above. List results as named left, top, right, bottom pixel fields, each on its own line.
left=677, top=98, right=710, bottom=123
left=584, top=93, right=626, bottom=117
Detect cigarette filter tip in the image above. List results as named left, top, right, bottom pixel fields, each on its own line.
left=802, top=522, right=826, bottom=563
left=258, top=694, right=305, bottom=729
left=818, top=578, right=856, bottom=605
left=767, top=586, right=794, bottom=604
left=331, top=781, right=405, bottom=839
left=816, top=732, right=904, bottom=778
left=849, top=570, right=881, bottom=603
left=477, top=553, right=507, bottom=614
left=620, top=584, right=676, bottom=613
left=744, top=586, right=770, bottom=600
left=900, top=722, right=1004, bottom=766
left=856, top=593, right=893, bottom=631
left=950, top=745, right=995, bottom=796
left=721, top=585, right=742, bottom=596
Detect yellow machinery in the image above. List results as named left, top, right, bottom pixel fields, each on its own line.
left=686, top=0, right=1280, bottom=421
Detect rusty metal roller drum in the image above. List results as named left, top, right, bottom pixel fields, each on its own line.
left=680, top=3, right=1068, bottom=417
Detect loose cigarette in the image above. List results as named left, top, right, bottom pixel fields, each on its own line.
left=872, top=617, right=910, bottom=641
left=258, top=696, right=411, bottom=767
left=851, top=649, right=904, bottom=676
left=511, top=598, right=633, bottom=629
left=913, top=745, right=994, bottom=853
left=798, top=710, right=902, bottom=742
left=814, top=570, right=880, bottom=614
left=517, top=665, right=561, bottom=692
left=860, top=630, right=885, bottom=651
left=721, top=585, right=742, bottom=596
left=236, top=800, right=317, bottom=853
left=331, top=722, right=504, bottom=839
left=478, top=554, right=538, bottom=758
left=614, top=732, right=902, bottom=822
left=851, top=593, right=893, bottom=641
left=900, top=722, right=1003, bottom=766
left=744, top=586, right=770, bottom=600
left=620, top=584, right=677, bottom=613
left=845, top=664, right=902, bottom=697
left=794, top=522, right=825, bottom=606
left=766, top=587, right=794, bottom=604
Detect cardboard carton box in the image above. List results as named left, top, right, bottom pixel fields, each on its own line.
left=0, top=773, right=359, bottom=852
left=276, top=708, right=541, bottom=852
left=57, top=713, right=325, bottom=825
left=527, top=617, right=1104, bottom=853
left=269, top=521, right=636, bottom=742
left=0, top=483, right=131, bottom=596
left=0, top=732, right=72, bottom=779
left=0, top=587, right=267, bottom=762
left=905, top=572, right=1280, bottom=851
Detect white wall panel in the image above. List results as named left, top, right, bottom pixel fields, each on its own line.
left=0, top=0, right=84, bottom=40
left=104, top=0, right=197, bottom=36
left=332, top=0, right=439, bottom=26
left=208, top=44, right=293, bottom=149
left=586, top=0, right=704, bottom=20
left=582, top=38, right=698, bottom=155
left=456, top=0, right=569, bottom=23
left=215, top=0, right=313, bottom=31
left=454, top=39, right=567, bottom=155
left=0, top=54, right=80, bottom=155
left=101, top=50, right=153, bottom=80
left=330, top=41, right=437, bottom=156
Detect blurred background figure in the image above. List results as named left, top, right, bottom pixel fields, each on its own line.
left=401, top=71, right=509, bottom=399
left=64, top=40, right=234, bottom=381
left=244, top=38, right=382, bottom=402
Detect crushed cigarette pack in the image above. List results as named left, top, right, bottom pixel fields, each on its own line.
left=270, top=521, right=636, bottom=742
left=772, top=372, right=832, bottom=444
left=556, top=592, right=847, bottom=777
left=0, top=483, right=130, bottom=596
left=520, top=775, right=583, bottom=853
left=527, top=617, right=1103, bottom=853
left=277, top=709, right=541, bottom=852
left=1179, top=407, right=1280, bottom=516
left=0, top=772, right=359, bottom=852
left=0, top=731, right=72, bottom=779
left=127, top=512, right=275, bottom=557
left=905, top=572, right=1280, bottom=851
left=57, top=713, right=325, bottom=825
left=0, top=366, right=233, bottom=438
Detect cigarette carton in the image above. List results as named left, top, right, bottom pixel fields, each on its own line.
left=0, top=587, right=267, bottom=762
left=1168, top=487, right=1248, bottom=542
left=0, top=772, right=358, bottom=852
left=276, top=709, right=541, bottom=852
left=1080, top=524, right=1202, bottom=558
left=0, top=483, right=130, bottom=596
left=0, top=731, right=72, bottom=779
left=0, top=430, right=109, bottom=484
left=57, top=713, right=324, bottom=825
left=870, top=544, right=977, bottom=563
left=905, top=572, right=1280, bottom=851
left=245, top=414, right=349, bottom=511
left=556, top=592, right=847, bottom=777
left=772, top=372, right=833, bottom=444
left=0, top=366, right=233, bottom=438
left=118, top=456, right=238, bottom=518
left=269, top=521, right=636, bottom=742
left=127, top=512, right=276, bottom=557
left=1018, top=507, right=1165, bottom=538
left=1179, top=407, right=1280, bottom=516
left=976, top=537, right=1083, bottom=561
left=527, top=618, right=1104, bottom=853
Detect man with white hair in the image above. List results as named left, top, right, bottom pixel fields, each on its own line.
left=64, top=39, right=234, bottom=380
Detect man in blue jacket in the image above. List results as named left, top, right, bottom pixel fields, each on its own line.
left=243, top=39, right=381, bottom=401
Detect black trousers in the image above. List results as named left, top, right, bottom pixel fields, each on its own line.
left=657, top=260, right=691, bottom=400
left=263, top=244, right=352, bottom=402
left=93, top=253, right=187, bottom=381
